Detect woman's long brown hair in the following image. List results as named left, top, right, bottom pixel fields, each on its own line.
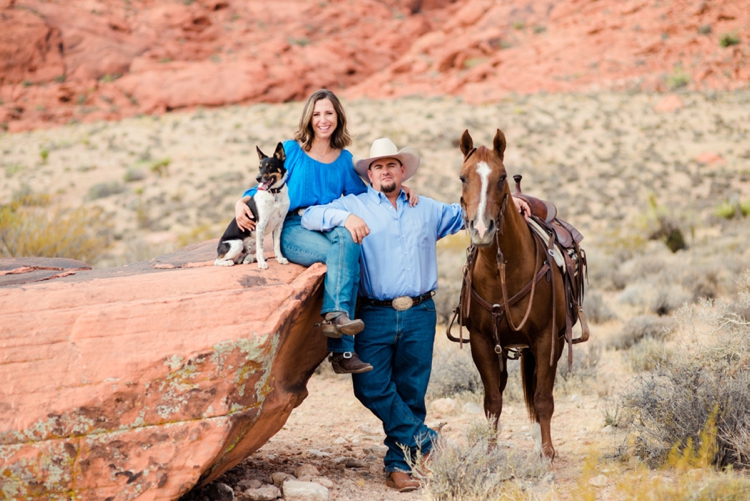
left=294, top=89, right=352, bottom=152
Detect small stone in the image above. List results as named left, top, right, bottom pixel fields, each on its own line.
left=205, top=482, right=234, bottom=500
left=282, top=480, right=329, bottom=501
left=588, top=474, right=608, bottom=487
left=266, top=454, right=277, bottom=461
left=312, top=477, right=334, bottom=488
left=363, top=445, right=388, bottom=457
left=601, top=425, right=613, bottom=434
left=270, top=472, right=294, bottom=487
left=333, top=457, right=364, bottom=468
left=306, top=449, right=332, bottom=458
left=430, top=397, right=457, bottom=414
left=294, top=464, right=320, bottom=478
left=461, top=402, right=482, bottom=414
left=241, top=485, right=280, bottom=501
left=570, top=394, right=581, bottom=403
left=237, top=479, right=263, bottom=490
left=333, top=436, right=347, bottom=445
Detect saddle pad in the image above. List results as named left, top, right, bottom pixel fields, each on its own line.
left=528, top=219, right=566, bottom=272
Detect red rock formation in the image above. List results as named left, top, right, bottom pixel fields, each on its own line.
left=0, top=0, right=747, bottom=131
left=0, top=240, right=328, bottom=500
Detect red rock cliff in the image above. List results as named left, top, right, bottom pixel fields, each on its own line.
left=0, top=0, right=747, bottom=132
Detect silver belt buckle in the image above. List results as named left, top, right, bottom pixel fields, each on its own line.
left=391, top=296, right=414, bottom=311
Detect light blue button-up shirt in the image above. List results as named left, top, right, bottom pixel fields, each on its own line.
left=301, top=186, right=464, bottom=300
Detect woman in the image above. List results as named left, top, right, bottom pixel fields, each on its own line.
left=234, top=89, right=417, bottom=374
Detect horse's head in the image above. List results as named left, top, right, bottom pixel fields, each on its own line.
left=459, top=129, right=509, bottom=247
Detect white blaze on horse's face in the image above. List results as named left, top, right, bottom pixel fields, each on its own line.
left=474, top=161, right=492, bottom=239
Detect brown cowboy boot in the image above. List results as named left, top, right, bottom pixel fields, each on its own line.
left=386, top=471, right=420, bottom=492
left=329, top=352, right=373, bottom=374
left=321, top=312, right=365, bottom=338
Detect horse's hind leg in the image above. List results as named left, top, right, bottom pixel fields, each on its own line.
left=469, top=331, right=508, bottom=432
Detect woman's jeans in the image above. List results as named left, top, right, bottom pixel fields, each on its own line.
left=280, top=213, right=360, bottom=353
left=352, top=299, right=438, bottom=473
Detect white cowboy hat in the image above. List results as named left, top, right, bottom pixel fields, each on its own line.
left=353, top=138, right=421, bottom=182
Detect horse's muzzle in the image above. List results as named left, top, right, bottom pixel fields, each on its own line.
left=468, top=217, right=496, bottom=246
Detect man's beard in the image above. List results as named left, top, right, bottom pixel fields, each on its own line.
left=380, top=180, right=396, bottom=193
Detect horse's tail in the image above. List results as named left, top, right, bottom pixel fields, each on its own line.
left=520, top=350, right=537, bottom=422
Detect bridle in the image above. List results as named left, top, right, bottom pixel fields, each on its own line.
left=452, top=161, right=553, bottom=370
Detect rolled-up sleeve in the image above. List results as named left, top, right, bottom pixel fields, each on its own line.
left=301, top=198, right=353, bottom=232
left=436, top=202, right=464, bottom=239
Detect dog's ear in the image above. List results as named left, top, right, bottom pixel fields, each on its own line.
left=273, top=142, right=286, bottom=163
left=493, top=129, right=506, bottom=161
left=459, top=129, right=473, bottom=159
left=256, top=146, right=267, bottom=163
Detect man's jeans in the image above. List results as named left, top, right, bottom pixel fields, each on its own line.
left=280, top=213, right=359, bottom=353
left=352, top=298, right=438, bottom=473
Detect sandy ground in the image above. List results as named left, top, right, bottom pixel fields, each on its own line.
left=2, top=91, right=749, bottom=267
left=196, top=330, right=628, bottom=501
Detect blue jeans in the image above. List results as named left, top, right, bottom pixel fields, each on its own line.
left=352, top=299, right=438, bottom=473
left=281, top=213, right=360, bottom=353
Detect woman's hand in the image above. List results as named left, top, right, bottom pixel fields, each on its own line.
left=512, top=196, right=531, bottom=221
left=235, top=197, right=256, bottom=232
left=344, top=214, right=370, bottom=244
left=403, top=185, right=419, bottom=207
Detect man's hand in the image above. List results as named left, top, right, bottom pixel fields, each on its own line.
left=235, top=197, right=256, bottom=232
left=403, top=185, right=419, bottom=207
left=512, top=196, right=531, bottom=222
left=344, top=214, right=370, bottom=244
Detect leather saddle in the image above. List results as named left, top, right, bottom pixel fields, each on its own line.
left=512, top=175, right=583, bottom=249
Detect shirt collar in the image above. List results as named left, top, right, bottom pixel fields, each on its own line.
left=366, top=185, right=407, bottom=204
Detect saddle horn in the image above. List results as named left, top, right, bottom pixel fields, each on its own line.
left=513, top=174, right=523, bottom=195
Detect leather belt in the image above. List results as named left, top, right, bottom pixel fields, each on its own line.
left=360, top=291, right=435, bottom=311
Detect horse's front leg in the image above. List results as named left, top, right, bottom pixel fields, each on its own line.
left=469, top=329, right=507, bottom=432
left=533, top=331, right=564, bottom=459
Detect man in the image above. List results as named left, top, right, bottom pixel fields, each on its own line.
left=302, top=138, right=463, bottom=492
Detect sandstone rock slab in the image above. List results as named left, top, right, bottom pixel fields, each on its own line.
left=0, top=239, right=327, bottom=500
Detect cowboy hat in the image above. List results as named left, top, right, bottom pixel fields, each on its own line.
left=353, top=138, right=421, bottom=182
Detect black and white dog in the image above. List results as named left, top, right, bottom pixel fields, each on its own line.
left=215, top=143, right=290, bottom=269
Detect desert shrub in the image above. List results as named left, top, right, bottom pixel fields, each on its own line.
left=715, top=198, right=750, bottom=219
left=555, top=341, right=602, bottom=394
left=123, top=167, right=146, bottom=182
left=649, top=285, right=691, bottom=316
left=608, top=314, right=675, bottom=350
left=150, top=158, right=171, bottom=177
left=428, top=344, right=483, bottom=399
left=413, top=419, right=550, bottom=501
left=619, top=274, right=750, bottom=468
left=584, top=289, right=617, bottom=323
left=86, top=181, right=126, bottom=200
left=627, top=337, right=674, bottom=372
left=0, top=193, right=113, bottom=263
left=643, top=194, right=689, bottom=252
left=719, top=32, right=741, bottom=47
left=666, top=65, right=690, bottom=90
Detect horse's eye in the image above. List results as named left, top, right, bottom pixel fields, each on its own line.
left=459, top=176, right=466, bottom=184
left=499, top=174, right=507, bottom=185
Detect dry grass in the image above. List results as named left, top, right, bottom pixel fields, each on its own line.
left=0, top=192, right=113, bottom=263
left=412, top=419, right=551, bottom=501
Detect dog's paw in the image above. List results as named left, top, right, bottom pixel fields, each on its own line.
left=214, top=259, right=234, bottom=267
left=276, top=256, right=289, bottom=265
left=257, top=260, right=269, bottom=270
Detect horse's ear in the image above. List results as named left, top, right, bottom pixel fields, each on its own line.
left=459, top=130, right=473, bottom=158
left=493, top=129, right=506, bottom=161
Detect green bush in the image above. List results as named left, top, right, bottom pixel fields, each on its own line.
left=719, top=32, right=740, bottom=47
left=0, top=193, right=113, bottom=263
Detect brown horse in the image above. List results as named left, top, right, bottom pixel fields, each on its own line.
left=457, top=128, right=567, bottom=459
